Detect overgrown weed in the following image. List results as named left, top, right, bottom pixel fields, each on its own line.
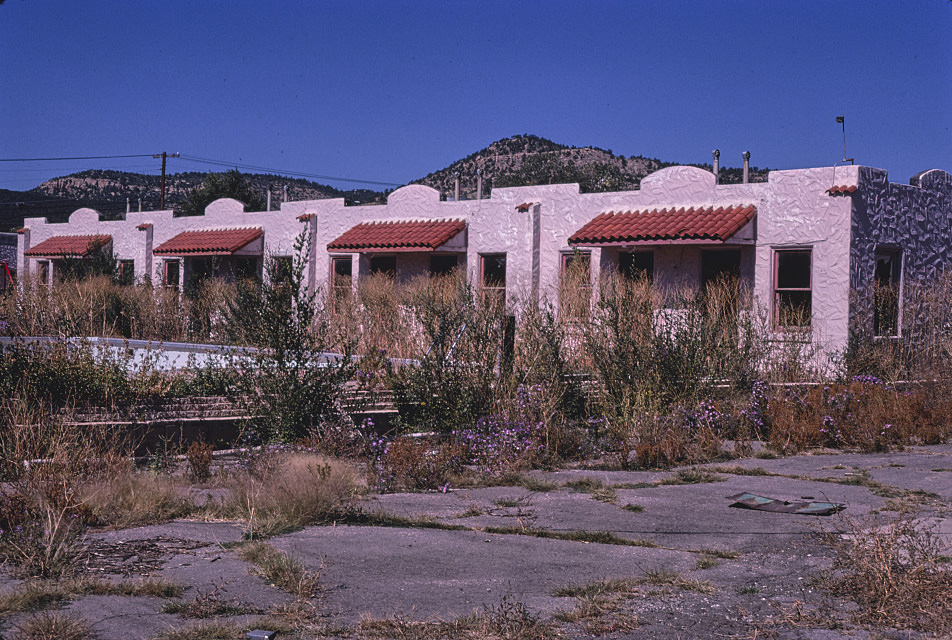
left=816, top=511, right=952, bottom=634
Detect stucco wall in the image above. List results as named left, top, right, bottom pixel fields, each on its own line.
left=753, top=166, right=857, bottom=359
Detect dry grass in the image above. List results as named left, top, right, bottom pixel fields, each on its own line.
left=0, top=576, right=182, bottom=615
left=356, top=594, right=557, bottom=640
left=816, top=511, right=952, bottom=634
left=12, top=611, right=94, bottom=640
left=218, top=451, right=362, bottom=538
left=78, top=471, right=194, bottom=529
left=235, top=541, right=322, bottom=599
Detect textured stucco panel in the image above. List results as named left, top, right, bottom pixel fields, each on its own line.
left=849, top=167, right=952, bottom=337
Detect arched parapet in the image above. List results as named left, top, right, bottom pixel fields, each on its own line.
left=910, top=169, right=952, bottom=192
left=386, top=184, right=441, bottom=206
left=639, top=165, right=716, bottom=200
left=68, top=208, right=102, bottom=224
left=204, top=198, right=246, bottom=217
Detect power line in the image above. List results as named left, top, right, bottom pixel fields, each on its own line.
left=178, top=154, right=402, bottom=187
left=0, top=154, right=156, bottom=162
left=0, top=152, right=404, bottom=189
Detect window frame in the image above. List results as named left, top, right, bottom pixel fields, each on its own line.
left=560, top=250, right=593, bottom=318
left=479, top=253, right=507, bottom=311
left=163, top=259, right=181, bottom=290
left=772, top=248, right=813, bottom=330
left=873, top=248, right=902, bottom=338
left=330, top=255, right=353, bottom=307
left=37, top=260, right=51, bottom=286
left=118, top=259, right=135, bottom=285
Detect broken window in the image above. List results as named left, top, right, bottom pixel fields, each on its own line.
left=874, top=249, right=902, bottom=337
left=619, top=251, right=653, bottom=282
left=430, top=254, right=459, bottom=277
left=369, top=255, right=396, bottom=278
left=331, top=256, right=353, bottom=307
left=164, top=259, right=180, bottom=289
left=773, top=249, right=812, bottom=329
left=234, top=258, right=259, bottom=281
left=118, top=260, right=135, bottom=286
left=480, top=253, right=506, bottom=311
left=271, top=256, right=293, bottom=286
left=561, top=251, right=592, bottom=318
left=37, top=260, right=51, bottom=286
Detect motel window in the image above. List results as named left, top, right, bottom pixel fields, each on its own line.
left=619, top=251, right=653, bottom=282
left=271, top=256, right=293, bottom=287
left=773, top=249, right=812, bottom=329
left=430, top=254, right=459, bottom=277
left=234, top=257, right=259, bottom=281
left=331, top=256, right=353, bottom=306
left=874, top=249, right=902, bottom=337
left=37, top=260, right=51, bottom=286
left=480, top=254, right=506, bottom=311
left=369, top=255, right=396, bottom=278
left=118, top=260, right=135, bottom=285
left=561, top=251, right=592, bottom=318
left=164, top=260, right=180, bottom=289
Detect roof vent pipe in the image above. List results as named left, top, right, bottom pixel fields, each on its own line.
left=283, top=185, right=288, bottom=203
left=476, top=168, right=483, bottom=200
left=126, top=197, right=131, bottom=215
left=138, top=197, right=142, bottom=213
left=742, top=151, right=751, bottom=184
left=712, top=150, right=720, bottom=185
left=454, top=171, right=460, bottom=202
left=266, top=187, right=272, bottom=212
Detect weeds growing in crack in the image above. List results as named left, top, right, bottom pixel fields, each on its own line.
left=815, top=510, right=952, bottom=634
left=236, top=541, right=322, bottom=600
left=13, top=611, right=94, bottom=640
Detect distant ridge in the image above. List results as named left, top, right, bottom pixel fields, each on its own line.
left=412, top=134, right=767, bottom=199
left=0, top=135, right=768, bottom=231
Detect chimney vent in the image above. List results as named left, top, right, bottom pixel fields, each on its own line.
left=712, top=150, right=720, bottom=185
left=742, top=151, right=751, bottom=184
left=454, top=172, right=460, bottom=202
left=476, top=169, right=483, bottom=200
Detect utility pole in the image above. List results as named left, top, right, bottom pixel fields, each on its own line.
left=836, top=116, right=848, bottom=162
left=153, top=151, right=180, bottom=209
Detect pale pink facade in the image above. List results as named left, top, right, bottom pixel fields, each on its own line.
left=17, top=163, right=952, bottom=358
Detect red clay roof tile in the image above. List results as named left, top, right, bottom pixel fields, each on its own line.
left=327, top=219, right=466, bottom=252
left=25, top=234, right=112, bottom=257
left=153, top=228, right=263, bottom=256
left=826, top=185, right=858, bottom=195
left=569, top=205, right=756, bottom=245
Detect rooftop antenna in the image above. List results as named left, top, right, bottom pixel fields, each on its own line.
left=836, top=116, right=853, bottom=164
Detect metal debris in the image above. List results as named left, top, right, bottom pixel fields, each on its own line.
left=727, top=492, right=845, bottom=516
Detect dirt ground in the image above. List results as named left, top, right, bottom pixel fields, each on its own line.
left=3, top=445, right=951, bottom=640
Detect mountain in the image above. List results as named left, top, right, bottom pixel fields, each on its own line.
left=0, top=135, right=769, bottom=231
left=0, top=171, right=385, bottom=232
left=412, top=134, right=768, bottom=199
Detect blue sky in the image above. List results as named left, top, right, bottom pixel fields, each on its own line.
left=1, top=0, right=950, bottom=192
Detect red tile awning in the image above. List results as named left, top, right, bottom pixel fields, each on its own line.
left=327, top=219, right=466, bottom=253
left=826, top=185, right=857, bottom=195
left=569, top=205, right=756, bottom=246
left=153, top=228, right=263, bottom=256
left=25, top=234, right=112, bottom=257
